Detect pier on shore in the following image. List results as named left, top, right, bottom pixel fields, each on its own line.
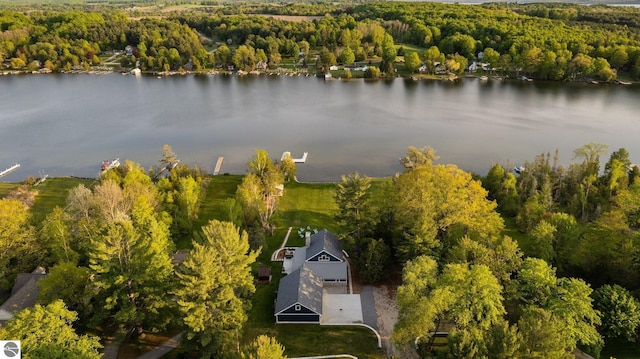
left=0, top=163, right=20, bottom=179
left=213, top=157, right=224, bottom=175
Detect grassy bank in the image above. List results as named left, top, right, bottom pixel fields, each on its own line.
left=30, top=177, right=95, bottom=222
left=0, top=183, right=19, bottom=198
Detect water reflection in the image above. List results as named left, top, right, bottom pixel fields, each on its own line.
left=0, top=74, right=639, bottom=182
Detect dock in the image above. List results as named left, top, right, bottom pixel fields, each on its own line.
left=34, top=174, right=48, bottom=187
left=213, top=157, right=224, bottom=175
left=281, top=152, right=308, bottom=163
left=0, top=163, right=20, bottom=179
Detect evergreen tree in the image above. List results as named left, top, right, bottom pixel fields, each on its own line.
left=174, top=220, right=259, bottom=358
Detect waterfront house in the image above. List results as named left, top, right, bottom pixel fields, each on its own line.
left=275, top=230, right=348, bottom=324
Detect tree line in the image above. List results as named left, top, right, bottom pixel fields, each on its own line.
left=3, top=3, right=640, bottom=79
left=0, top=145, right=281, bottom=358
left=330, top=144, right=640, bottom=358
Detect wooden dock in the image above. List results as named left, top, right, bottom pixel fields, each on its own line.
left=0, top=163, right=20, bottom=179
left=213, top=157, right=224, bottom=175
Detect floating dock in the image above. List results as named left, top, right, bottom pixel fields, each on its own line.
left=281, top=152, right=308, bottom=163
left=0, top=163, right=20, bottom=179
left=213, top=157, right=224, bottom=175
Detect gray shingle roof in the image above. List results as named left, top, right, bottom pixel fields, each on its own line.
left=305, top=262, right=348, bottom=281
left=275, top=264, right=323, bottom=315
left=0, top=271, right=46, bottom=324
left=306, top=229, right=343, bottom=262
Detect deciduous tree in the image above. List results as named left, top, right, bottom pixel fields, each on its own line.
left=38, top=262, right=92, bottom=323
left=0, top=198, right=38, bottom=288
left=393, top=158, right=503, bottom=262
left=88, top=194, right=174, bottom=332
left=0, top=300, right=102, bottom=359
left=404, top=51, right=421, bottom=73
left=237, top=149, right=284, bottom=233
left=593, top=284, right=640, bottom=342
left=242, top=335, right=287, bottom=359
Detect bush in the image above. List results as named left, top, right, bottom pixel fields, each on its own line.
left=364, top=66, right=381, bottom=79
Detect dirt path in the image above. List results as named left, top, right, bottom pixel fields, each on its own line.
left=372, top=285, right=419, bottom=359
left=373, top=285, right=399, bottom=357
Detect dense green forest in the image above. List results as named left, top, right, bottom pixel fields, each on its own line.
left=2, top=2, right=640, bottom=79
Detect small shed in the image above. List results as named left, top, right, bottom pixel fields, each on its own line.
left=258, top=265, right=272, bottom=282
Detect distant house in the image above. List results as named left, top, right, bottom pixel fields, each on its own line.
left=184, top=59, right=194, bottom=72
left=329, top=65, right=339, bottom=71
left=0, top=267, right=47, bottom=325
left=435, top=62, right=447, bottom=74
left=345, top=64, right=368, bottom=72
left=256, top=61, right=267, bottom=70
left=275, top=230, right=347, bottom=324
left=125, top=45, right=134, bottom=56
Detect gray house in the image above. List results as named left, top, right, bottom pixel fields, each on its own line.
left=275, top=229, right=347, bottom=324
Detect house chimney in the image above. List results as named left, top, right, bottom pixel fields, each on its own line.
left=305, top=231, right=311, bottom=247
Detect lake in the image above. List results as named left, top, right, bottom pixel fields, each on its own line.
left=0, top=73, right=639, bottom=182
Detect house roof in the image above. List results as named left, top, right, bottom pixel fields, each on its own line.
left=275, top=264, right=323, bottom=315
left=258, top=265, right=271, bottom=278
left=305, top=262, right=348, bottom=281
left=306, top=229, right=343, bottom=262
left=0, top=268, right=47, bottom=324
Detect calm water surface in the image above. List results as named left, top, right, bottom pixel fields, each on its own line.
left=1, top=73, right=639, bottom=182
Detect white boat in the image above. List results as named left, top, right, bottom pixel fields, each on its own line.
left=130, top=68, right=141, bottom=76
left=479, top=76, right=488, bottom=81
left=101, top=158, right=120, bottom=171
left=281, top=152, right=308, bottom=163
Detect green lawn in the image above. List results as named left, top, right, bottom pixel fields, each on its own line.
left=174, top=174, right=244, bottom=249
left=30, top=177, right=95, bottom=225
left=278, top=325, right=384, bottom=358
left=397, top=43, right=427, bottom=54
left=196, top=174, right=243, bottom=227
left=0, top=183, right=19, bottom=198
left=501, top=216, right=534, bottom=255
left=273, top=180, right=339, bottom=233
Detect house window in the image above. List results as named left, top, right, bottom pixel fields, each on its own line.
left=318, top=254, right=330, bottom=262
left=294, top=304, right=301, bottom=311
